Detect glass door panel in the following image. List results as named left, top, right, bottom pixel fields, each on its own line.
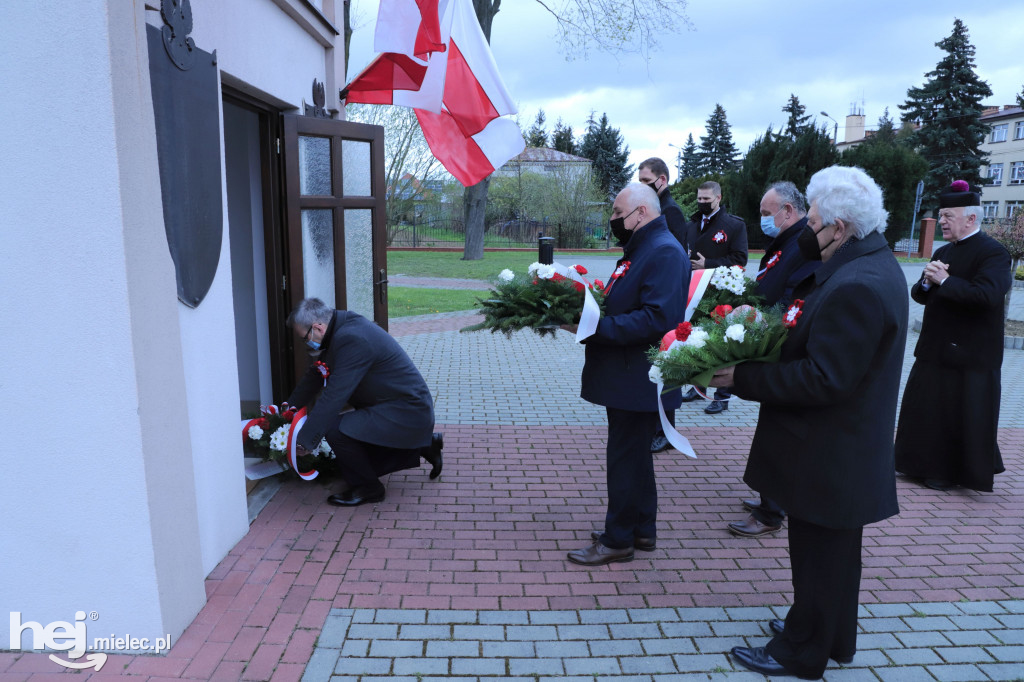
left=301, top=208, right=336, bottom=307
left=344, top=209, right=374, bottom=318
left=298, top=136, right=331, bottom=195
left=342, top=140, right=372, bottom=196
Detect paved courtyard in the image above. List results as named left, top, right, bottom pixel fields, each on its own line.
left=4, top=264, right=1023, bottom=681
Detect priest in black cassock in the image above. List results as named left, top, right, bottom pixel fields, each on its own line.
left=895, top=180, right=1013, bottom=493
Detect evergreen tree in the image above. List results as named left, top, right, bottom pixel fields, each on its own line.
left=899, top=18, right=993, bottom=211
left=1017, top=84, right=1024, bottom=109
left=697, top=104, right=740, bottom=175
left=551, top=118, right=577, bottom=155
left=841, top=112, right=929, bottom=250
left=526, top=110, right=548, bottom=148
left=782, top=94, right=811, bottom=139
left=579, top=111, right=634, bottom=199
left=678, top=133, right=700, bottom=179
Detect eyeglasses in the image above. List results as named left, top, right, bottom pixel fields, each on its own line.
left=303, top=326, right=313, bottom=342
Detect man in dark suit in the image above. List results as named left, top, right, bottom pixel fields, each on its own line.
left=729, top=181, right=821, bottom=539
left=711, top=166, right=907, bottom=679
left=895, top=181, right=1012, bottom=492
left=564, top=183, right=689, bottom=566
left=286, top=298, right=443, bottom=507
left=638, top=157, right=689, bottom=453
left=682, top=181, right=748, bottom=414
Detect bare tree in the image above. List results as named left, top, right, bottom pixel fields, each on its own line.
left=461, top=0, right=692, bottom=259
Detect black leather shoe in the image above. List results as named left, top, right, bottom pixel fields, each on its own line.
left=704, top=399, right=728, bottom=414
left=424, top=432, right=444, bottom=479
left=925, top=478, right=955, bottom=491
left=591, top=531, right=656, bottom=551
left=680, top=387, right=702, bottom=402
left=731, top=647, right=816, bottom=679
left=742, top=498, right=760, bottom=512
left=728, top=514, right=783, bottom=538
left=327, top=486, right=385, bottom=507
left=767, top=620, right=853, bottom=664
left=567, top=540, right=634, bottom=566
left=650, top=434, right=670, bottom=453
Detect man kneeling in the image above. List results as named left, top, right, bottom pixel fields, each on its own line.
left=286, top=298, right=443, bottom=506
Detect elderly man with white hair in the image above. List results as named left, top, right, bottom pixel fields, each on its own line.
left=564, top=182, right=689, bottom=567
left=710, top=166, right=908, bottom=679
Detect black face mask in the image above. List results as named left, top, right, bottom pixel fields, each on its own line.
left=797, top=224, right=828, bottom=261
left=609, top=207, right=639, bottom=245
left=697, top=202, right=714, bottom=216
left=642, top=179, right=661, bottom=194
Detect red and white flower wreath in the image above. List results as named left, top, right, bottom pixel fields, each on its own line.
left=712, top=230, right=727, bottom=243
left=757, top=251, right=781, bottom=281
left=783, top=299, right=804, bottom=328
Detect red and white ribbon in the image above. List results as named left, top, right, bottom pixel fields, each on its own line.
left=685, top=268, right=715, bottom=322
left=550, top=261, right=601, bottom=343
left=286, top=407, right=319, bottom=481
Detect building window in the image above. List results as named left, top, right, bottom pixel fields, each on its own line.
left=1011, top=161, right=1024, bottom=185
left=988, top=163, right=1003, bottom=185
left=982, top=201, right=999, bottom=223
left=990, top=123, right=1008, bottom=143
left=1016, top=121, right=1024, bottom=140
left=1007, top=201, right=1023, bottom=220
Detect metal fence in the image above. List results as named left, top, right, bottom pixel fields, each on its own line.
left=387, top=216, right=609, bottom=249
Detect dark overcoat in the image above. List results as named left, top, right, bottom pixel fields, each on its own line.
left=684, top=209, right=748, bottom=268
left=581, top=215, right=689, bottom=412
left=754, top=216, right=821, bottom=307
left=286, top=310, right=434, bottom=451
left=731, top=232, right=908, bottom=529
left=659, top=191, right=688, bottom=249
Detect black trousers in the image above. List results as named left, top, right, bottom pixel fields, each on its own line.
left=323, top=427, right=424, bottom=491
left=767, top=516, right=862, bottom=679
left=600, top=408, right=660, bottom=549
left=751, top=496, right=786, bottom=526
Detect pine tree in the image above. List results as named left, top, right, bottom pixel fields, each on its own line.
left=873, top=107, right=897, bottom=144
left=697, top=104, right=739, bottom=175
left=1017, top=84, right=1024, bottom=109
left=551, top=118, right=577, bottom=155
left=579, top=112, right=634, bottom=199
left=782, top=94, right=811, bottom=139
left=899, top=18, right=993, bottom=210
left=678, top=133, right=700, bottom=179
left=526, top=110, right=548, bottom=148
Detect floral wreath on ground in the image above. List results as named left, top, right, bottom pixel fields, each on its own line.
left=460, top=262, right=607, bottom=338
left=242, top=404, right=335, bottom=474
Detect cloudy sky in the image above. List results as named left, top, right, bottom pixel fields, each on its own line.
left=347, top=0, right=1024, bottom=179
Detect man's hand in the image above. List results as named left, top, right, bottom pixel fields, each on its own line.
left=691, top=252, right=706, bottom=270
left=709, top=365, right=736, bottom=388
left=923, top=261, right=949, bottom=286
left=560, top=323, right=579, bottom=334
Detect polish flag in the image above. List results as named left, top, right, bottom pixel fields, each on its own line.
left=374, top=0, right=449, bottom=60
left=341, top=0, right=524, bottom=187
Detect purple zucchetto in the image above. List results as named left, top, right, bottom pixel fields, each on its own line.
left=938, top=179, right=981, bottom=208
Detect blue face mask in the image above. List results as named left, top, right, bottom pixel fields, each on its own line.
left=760, top=207, right=784, bottom=238
left=306, top=339, right=321, bottom=351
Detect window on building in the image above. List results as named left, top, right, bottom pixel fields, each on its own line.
left=982, top=201, right=999, bottom=223
left=1011, top=161, right=1024, bottom=185
left=1006, top=201, right=1023, bottom=220
left=988, top=163, right=1003, bottom=185
left=1016, top=121, right=1024, bottom=140
left=990, top=124, right=1008, bottom=143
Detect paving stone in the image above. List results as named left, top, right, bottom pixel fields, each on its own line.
left=479, top=611, right=529, bottom=625
left=821, top=669, right=888, bottom=681
left=453, top=625, right=505, bottom=641
left=693, top=636, right=749, bottom=654
left=346, top=624, right=398, bottom=640
left=374, top=609, right=427, bottom=624
left=944, top=630, right=1002, bottom=646
left=481, top=641, right=535, bottom=657
left=610, top=623, right=664, bottom=639
left=333, top=657, right=391, bottom=675
left=301, top=647, right=340, bottom=682
left=670, top=653, right=732, bottom=672
left=874, top=667, right=941, bottom=682
left=629, top=608, right=683, bottom=622
left=925, top=664, right=989, bottom=682
left=579, top=609, right=631, bottom=624
left=391, top=658, right=449, bottom=675
left=986, top=645, right=1024, bottom=662
left=886, top=648, right=944, bottom=665
left=557, top=624, right=610, bottom=640
left=424, top=640, right=479, bottom=657
left=913, top=603, right=963, bottom=616
left=427, top=610, right=478, bottom=624
left=563, top=656, right=621, bottom=675
left=368, top=640, right=423, bottom=658
left=529, top=611, right=579, bottom=625
left=723, top=607, right=777, bottom=621
left=861, top=618, right=913, bottom=633
left=534, top=641, right=588, bottom=657
left=978, top=662, right=1024, bottom=679
left=620, top=655, right=678, bottom=674
left=338, top=640, right=368, bottom=658
left=642, top=638, right=699, bottom=655
left=895, top=631, right=953, bottom=648
left=505, top=625, right=558, bottom=641
left=509, top=658, right=564, bottom=676
left=933, top=647, right=995, bottom=664
left=995, top=614, right=1024, bottom=628
left=397, top=624, right=450, bottom=640
left=451, top=658, right=506, bottom=675
left=318, top=615, right=351, bottom=648
left=661, top=622, right=714, bottom=638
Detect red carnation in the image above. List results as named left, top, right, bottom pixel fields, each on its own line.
left=552, top=272, right=566, bottom=282
left=712, top=304, right=734, bottom=321
left=573, top=265, right=588, bottom=275
left=573, top=281, right=585, bottom=292
left=951, top=180, right=970, bottom=192
left=593, top=279, right=605, bottom=291
left=675, top=322, right=692, bottom=341
left=257, top=418, right=269, bottom=429
left=282, top=408, right=296, bottom=420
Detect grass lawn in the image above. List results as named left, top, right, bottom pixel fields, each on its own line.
left=387, top=286, right=483, bottom=317
left=386, top=250, right=611, bottom=279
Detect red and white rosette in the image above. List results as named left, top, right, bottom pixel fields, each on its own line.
left=286, top=407, right=319, bottom=481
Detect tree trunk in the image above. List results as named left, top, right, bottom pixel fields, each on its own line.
left=1006, top=256, right=1020, bottom=324
left=462, top=177, right=490, bottom=260
left=343, top=0, right=352, bottom=80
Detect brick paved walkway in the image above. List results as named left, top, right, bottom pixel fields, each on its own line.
left=4, top=269, right=1023, bottom=681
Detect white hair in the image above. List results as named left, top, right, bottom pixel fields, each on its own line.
left=806, top=166, right=888, bottom=239
left=619, top=182, right=662, bottom=216
left=288, top=297, right=333, bottom=327
left=964, top=206, right=983, bottom=222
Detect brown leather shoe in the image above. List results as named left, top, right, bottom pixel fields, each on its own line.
left=590, top=531, right=656, bottom=551
left=741, top=498, right=760, bottom=512
left=567, top=540, right=634, bottom=566
left=728, top=513, right=782, bottom=538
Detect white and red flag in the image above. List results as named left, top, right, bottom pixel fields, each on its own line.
left=341, top=0, right=524, bottom=186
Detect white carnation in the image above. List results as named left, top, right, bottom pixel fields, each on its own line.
left=648, top=364, right=664, bottom=384
left=318, top=439, right=335, bottom=458
left=535, top=264, right=556, bottom=280
left=527, top=262, right=542, bottom=274
left=725, top=324, right=746, bottom=342
left=247, top=425, right=264, bottom=440
left=269, top=424, right=290, bottom=452
left=686, top=329, right=710, bottom=349
left=498, top=269, right=515, bottom=282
